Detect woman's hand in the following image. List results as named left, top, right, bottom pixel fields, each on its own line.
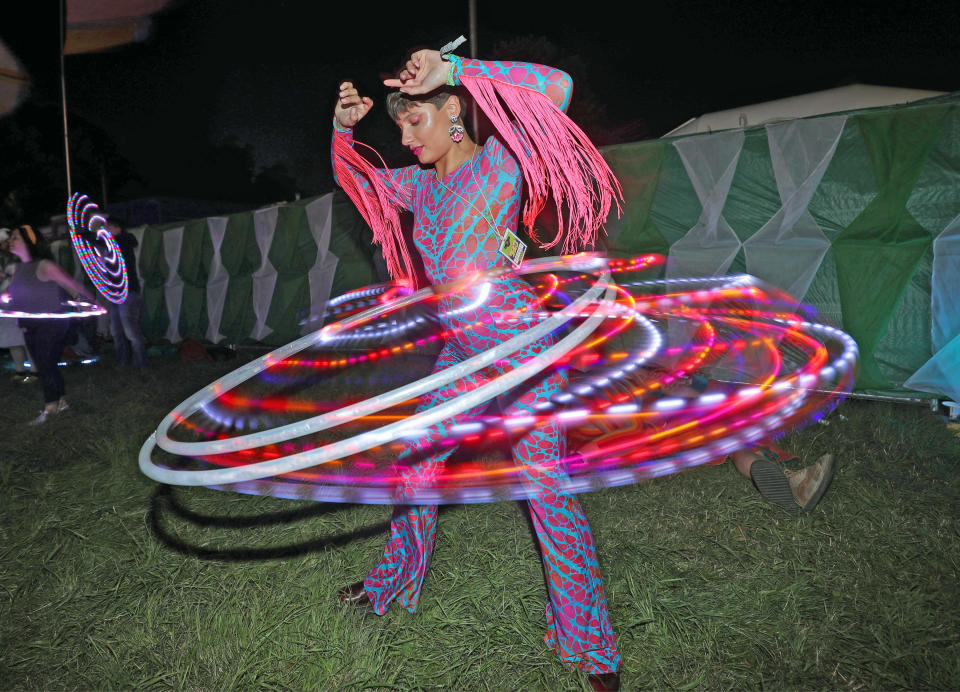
left=334, top=82, right=373, bottom=129
left=383, top=49, right=448, bottom=95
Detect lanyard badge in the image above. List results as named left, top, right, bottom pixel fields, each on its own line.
left=498, top=229, right=527, bottom=267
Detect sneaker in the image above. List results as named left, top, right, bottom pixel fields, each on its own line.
left=784, top=454, right=835, bottom=511
left=750, top=454, right=836, bottom=514
left=28, top=409, right=50, bottom=426
left=56, top=398, right=69, bottom=413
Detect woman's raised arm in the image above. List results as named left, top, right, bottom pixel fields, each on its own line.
left=330, top=81, right=420, bottom=283
left=386, top=49, right=572, bottom=113
left=37, top=259, right=95, bottom=302
left=388, top=48, right=616, bottom=254
left=331, top=81, right=417, bottom=210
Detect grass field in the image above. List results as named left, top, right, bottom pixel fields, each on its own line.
left=1, top=347, right=958, bottom=690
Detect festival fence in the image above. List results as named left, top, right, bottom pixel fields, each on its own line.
left=55, top=191, right=381, bottom=347
left=601, top=92, right=960, bottom=402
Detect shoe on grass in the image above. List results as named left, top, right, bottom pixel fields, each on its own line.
left=784, top=454, right=835, bottom=511
left=28, top=409, right=51, bottom=426
left=337, top=581, right=371, bottom=607
left=56, top=397, right=69, bottom=413
left=588, top=671, right=621, bottom=691
left=750, top=459, right=799, bottom=515
left=750, top=454, right=835, bottom=514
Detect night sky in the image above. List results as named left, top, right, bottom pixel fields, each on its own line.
left=3, top=0, right=959, bottom=214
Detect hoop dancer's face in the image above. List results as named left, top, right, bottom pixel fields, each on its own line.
left=396, top=99, right=457, bottom=167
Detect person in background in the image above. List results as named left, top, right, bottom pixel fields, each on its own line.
left=5, top=225, right=98, bottom=425
left=670, top=372, right=836, bottom=514
left=106, top=219, right=147, bottom=369
left=573, top=369, right=836, bottom=515
left=0, top=227, right=37, bottom=381
left=725, top=443, right=834, bottom=515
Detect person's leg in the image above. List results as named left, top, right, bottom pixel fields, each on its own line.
left=359, top=345, right=489, bottom=614
left=504, top=369, right=621, bottom=677
left=119, top=291, right=147, bottom=369
left=362, top=503, right=441, bottom=614
left=108, top=303, right=130, bottom=366
left=22, top=321, right=68, bottom=416
left=1, top=317, right=34, bottom=376
left=71, top=328, right=95, bottom=358
left=643, top=368, right=836, bottom=515
left=9, top=345, right=32, bottom=375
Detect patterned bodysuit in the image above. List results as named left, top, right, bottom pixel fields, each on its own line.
left=333, top=57, right=620, bottom=674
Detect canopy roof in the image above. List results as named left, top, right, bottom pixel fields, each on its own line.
left=64, top=0, right=173, bottom=54
left=664, top=84, right=947, bottom=137
left=1, top=1, right=173, bottom=117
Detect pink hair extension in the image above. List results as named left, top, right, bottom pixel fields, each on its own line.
left=459, top=74, right=623, bottom=253
left=332, top=134, right=417, bottom=285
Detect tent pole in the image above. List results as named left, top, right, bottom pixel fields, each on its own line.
left=469, top=0, right=478, bottom=142
left=59, top=0, right=72, bottom=199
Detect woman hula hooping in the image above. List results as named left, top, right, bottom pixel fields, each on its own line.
left=332, top=45, right=623, bottom=690
left=4, top=225, right=100, bottom=425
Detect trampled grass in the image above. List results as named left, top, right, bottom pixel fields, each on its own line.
left=1, top=349, right=958, bottom=690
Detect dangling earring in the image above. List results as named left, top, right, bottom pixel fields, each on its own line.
left=448, top=115, right=465, bottom=143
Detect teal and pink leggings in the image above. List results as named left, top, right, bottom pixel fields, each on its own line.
left=361, top=338, right=621, bottom=674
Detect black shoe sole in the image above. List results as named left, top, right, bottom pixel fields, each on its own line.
left=750, top=459, right=800, bottom=515
left=588, top=672, right=621, bottom=691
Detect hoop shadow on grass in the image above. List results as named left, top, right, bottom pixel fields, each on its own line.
left=148, top=484, right=406, bottom=562
left=146, top=430, right=516, bottom=562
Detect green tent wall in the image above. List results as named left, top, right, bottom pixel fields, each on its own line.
left=602, top=92, right=960, bottom=401
left=125, top=190, right=379, bottom=346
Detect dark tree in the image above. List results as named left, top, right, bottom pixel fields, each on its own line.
left=0, top=102, right=141, bottom=226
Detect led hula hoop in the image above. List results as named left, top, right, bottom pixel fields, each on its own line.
left=139, top=254, right=858, bottom=504
left=0, top=295, right=106, bottom=320
left=221, top=282, right=854, bottom=504
left=140, top=255, right=618, bottom=485
left=66, top=193, right=129, bottom=304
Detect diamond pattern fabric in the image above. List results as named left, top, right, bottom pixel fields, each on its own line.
left=743, top=116, right=844, bottom=299
left=602, top=93, right=960, bottom=398
left=668, top=130, right=745, bottom=278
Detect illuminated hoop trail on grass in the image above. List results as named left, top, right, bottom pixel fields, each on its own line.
left=66, top=193, right=129, bottom=304
left=139, top=254, right=858, bottom=504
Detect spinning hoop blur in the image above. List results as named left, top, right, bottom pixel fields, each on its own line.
left=140, top=254, right=857, bottom=504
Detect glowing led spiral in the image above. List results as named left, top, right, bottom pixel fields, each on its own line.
left=139, top=255, right=858, bottom=504
left=66, top=193, right=128, bottom=304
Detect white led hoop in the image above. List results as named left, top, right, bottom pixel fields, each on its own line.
left=140, top=257, right=615, bottom=485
